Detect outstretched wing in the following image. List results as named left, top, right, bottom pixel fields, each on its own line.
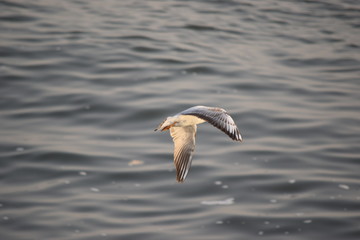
left=170, top=125, right=197, bottom=182
left=181, top=106, right=242, bottom=141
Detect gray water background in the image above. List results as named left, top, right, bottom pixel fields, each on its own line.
left=1, top=0, right=360, bottom=239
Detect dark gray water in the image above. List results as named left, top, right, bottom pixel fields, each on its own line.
left=1, top=0, right=360, bottom=239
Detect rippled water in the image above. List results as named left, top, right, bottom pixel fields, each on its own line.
left=1, top=0, right=360, bottom=239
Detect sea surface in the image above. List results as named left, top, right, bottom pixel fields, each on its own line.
left=1, top=0, right=360, bottom=239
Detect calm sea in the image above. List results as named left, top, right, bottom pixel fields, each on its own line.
left=1, top=0, right=359, bottom=239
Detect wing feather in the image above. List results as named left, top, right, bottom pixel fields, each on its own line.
left=170, top=125, right=196, bottom=182
left=181, top=106, right=242, bottom=141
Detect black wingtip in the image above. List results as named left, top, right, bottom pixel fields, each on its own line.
left=176, top=178, right=185, bottom=183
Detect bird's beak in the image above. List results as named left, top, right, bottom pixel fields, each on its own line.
left=161, top=126, right=171, bottom=131
left=154, top=125, right=164, bottom=131
left=154, top=124, right=175, bottom=132
left=155, top=119, right=166, bottom=132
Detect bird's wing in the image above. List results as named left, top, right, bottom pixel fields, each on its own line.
left=170, top=125, right=197, bottom=182
left=181, top=106, right=242, bottom=141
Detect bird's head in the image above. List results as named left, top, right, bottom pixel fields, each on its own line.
left=154, top=117, right=178, bottom=131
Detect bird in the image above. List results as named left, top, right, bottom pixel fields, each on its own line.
left=155, top=105, right=242, bottom=182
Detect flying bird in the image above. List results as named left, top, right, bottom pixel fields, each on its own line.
left=155, top=105, right=242, bottom=182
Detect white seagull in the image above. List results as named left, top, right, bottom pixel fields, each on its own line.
left=155, top=105, right=242, bottom=182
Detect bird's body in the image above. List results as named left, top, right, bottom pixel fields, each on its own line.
left=155, top=106, right=242, bottom=182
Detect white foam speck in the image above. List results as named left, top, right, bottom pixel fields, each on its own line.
left=215, top=220, right=223, bottom=224
left=16, top=147, right=24, bottom=152
left=79, top=171, right=87, bottom=176
left=201, top=198, right=235, bottom=205
left=222, top=185, right=229, bottom=189
left=288, top=179, right=296, bottom=184
left=303, top=219, right=312, bottom=224
left=270, top=199, right=277, bottom=203
left=339, top=184, right=350, bottom=190
left=64, top=180, right=70, bottom=184
left=91, top=187, right=100, bottom=192
left=3, top=216, right=9, bottom=220
left=214, top=181, right=222, bottom=185
left=258, top=231, right=264, bottom=236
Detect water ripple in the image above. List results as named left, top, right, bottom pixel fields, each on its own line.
left=0, top=0, right=359, bottom=240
